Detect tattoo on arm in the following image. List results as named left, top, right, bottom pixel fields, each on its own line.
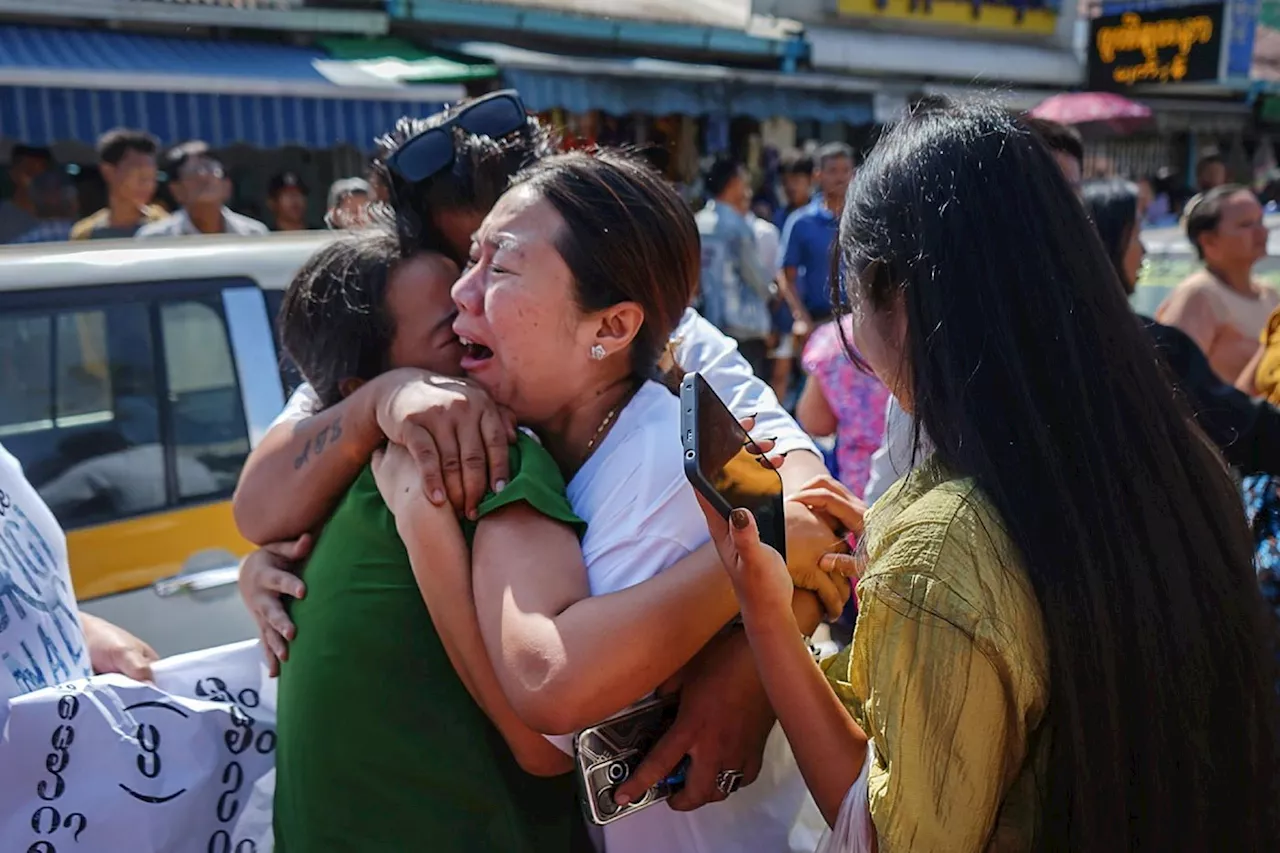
left=293, top=439, right=310, bottom=470
left=293, top=417, right=344, bottom=471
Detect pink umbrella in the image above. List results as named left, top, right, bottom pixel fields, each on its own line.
left=1030, top=92, right=1153, bottom=136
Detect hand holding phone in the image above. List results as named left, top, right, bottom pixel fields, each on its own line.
left=573, top=697, right=686, bottom=826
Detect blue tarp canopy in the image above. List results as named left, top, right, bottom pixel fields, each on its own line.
left=0, top=25, right=462, bottom=149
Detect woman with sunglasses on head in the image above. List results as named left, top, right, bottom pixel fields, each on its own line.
left=237, top=93, right=834, bottom=564
left=367, top=148, right=826, bottom=853
left=269, top=219, right=833, bottom=851
left=693, top=99, right=1280, bottom=852
left=236, top=96, right=851, bottom=817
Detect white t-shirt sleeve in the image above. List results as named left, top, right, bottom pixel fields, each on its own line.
left=672, top=309, right=818, bottom=458
left=863, top=395, right=929, bottom=504
left=752, top=219, right=782, bottom=280
left=268, top=383, right=320, bottom=431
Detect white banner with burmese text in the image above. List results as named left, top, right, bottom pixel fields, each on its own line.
left=0, top=640, right=275, bottom=853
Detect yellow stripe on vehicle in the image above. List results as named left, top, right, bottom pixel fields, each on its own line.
left=67, top=501, right=252, bottom=601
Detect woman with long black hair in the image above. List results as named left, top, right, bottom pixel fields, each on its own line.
left=1080, top=178, right=1146, bottom=290
left=699, top=98, right=1279, bottom=851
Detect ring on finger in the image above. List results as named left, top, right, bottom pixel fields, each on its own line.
left=715, top=769, right=744, bottom=796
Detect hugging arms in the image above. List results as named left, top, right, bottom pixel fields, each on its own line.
left=236, top=323, right=857, bottom=808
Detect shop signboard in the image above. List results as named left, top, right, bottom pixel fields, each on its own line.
left=1087, top=2, right=1226, bottom=89
left=834, top=0, right=1061, bottom=37
left=1226, top=0, right=1262, bottom=79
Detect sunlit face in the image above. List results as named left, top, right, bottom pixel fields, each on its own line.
left=1201, top=191, right=1268, bottom=269
left=103, top=149, right=157, bottom=209
left=269, top=187, right=307, bottom=227
left=818, top=155, right=854, bottom=203
left=849, top=279, right=911, bottom=412
left=329, top=192, right=369, bottom=229
left=782, top=172, right=812, bottom=208
left=451, top=185, right=612, bottom=425
left=175, top=156, right=229, bottom=208
left=385, top=253, right=464, bottom=377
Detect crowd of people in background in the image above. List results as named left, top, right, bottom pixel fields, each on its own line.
left=0, top=124, right=1249, bottom=251
left=7, top=105, right=1280, bottom=669
left=0, top=128, right=378, bottom=244
left=5, top=91, right=1280, bottom=852
left=232, top=94, right=1280, bottom=850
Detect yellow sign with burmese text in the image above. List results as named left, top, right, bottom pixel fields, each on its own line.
left=1087, top=4, right=1224, bottom=89
left=836, top=0, right=1060, bottom=36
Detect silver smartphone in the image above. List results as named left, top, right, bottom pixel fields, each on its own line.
left=572, top=696, right=685, bottom=826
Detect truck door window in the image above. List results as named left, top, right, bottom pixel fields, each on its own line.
left=159, top=298, right=251, bottom=500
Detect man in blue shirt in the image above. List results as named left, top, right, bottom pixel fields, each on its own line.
left=695, top=156, right=775, bottom=376
left=779, top=142, right=857, bottom=333
left=774, top=149, right=814, bottom=232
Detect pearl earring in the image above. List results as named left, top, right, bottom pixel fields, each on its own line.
left=590, top=344, right=606, bottom=361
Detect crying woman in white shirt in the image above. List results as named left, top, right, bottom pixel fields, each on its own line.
left=365, top=149, right=855, bottom=852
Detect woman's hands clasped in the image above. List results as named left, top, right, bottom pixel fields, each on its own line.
left=241, top=440, right=484, bottom=677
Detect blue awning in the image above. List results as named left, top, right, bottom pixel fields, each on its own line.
left=452, top=42, right=875, bottom=124
left=504, top=69, right=875, bottom=123
left=0, top=25, right=463, bottom=149
left=0, top=86, right=452, bottom=151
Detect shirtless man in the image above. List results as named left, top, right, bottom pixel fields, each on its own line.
left=1158, top=186, right=1279, bottom=384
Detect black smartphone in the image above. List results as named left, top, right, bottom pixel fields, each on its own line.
left=680, top=372, right=786, bottom=560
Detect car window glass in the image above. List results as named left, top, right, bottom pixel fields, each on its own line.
left=0, top=304, right=165, bottom=530
left=56, top=311, right=113, bottom=425
left=0, top=315, right=54, bottom=435
left=159, top=299, right=250, bottom=500
left=0, top=285, right=262, bottom=530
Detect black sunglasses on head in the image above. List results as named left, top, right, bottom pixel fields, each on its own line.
left=385, top=90, right=529, bottom=185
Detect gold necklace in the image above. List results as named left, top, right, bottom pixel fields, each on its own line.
left=584, top=385, right=639, bottom=454
left=585, top=403, right=622, bottom=453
